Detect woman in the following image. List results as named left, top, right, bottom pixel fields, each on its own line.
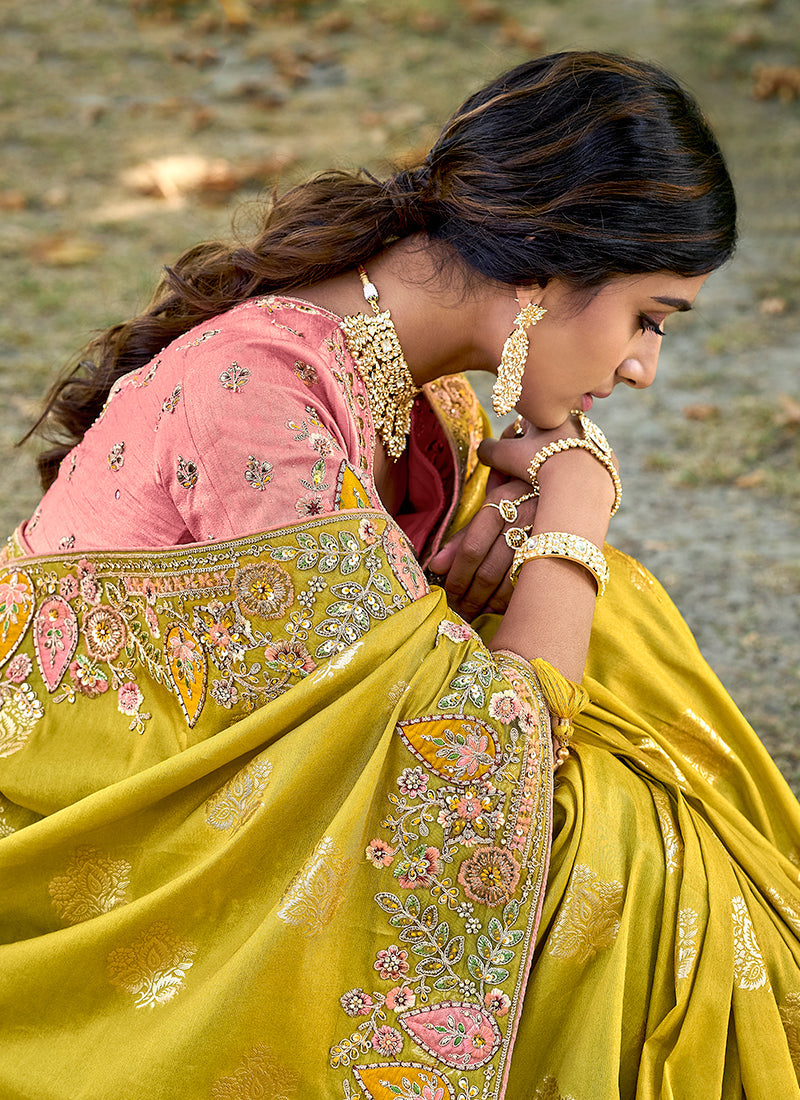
left=1, top=51, right=798, bottom=1099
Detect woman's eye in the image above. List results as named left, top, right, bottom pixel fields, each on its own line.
left=639, top=314, right=666, bottom=337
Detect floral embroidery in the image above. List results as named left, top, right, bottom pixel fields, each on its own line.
left=277, top=835, right=350, bottom=936
left=374, top=944, right=410, bottom=981
left=386, top=985, right=415, bottom=1011
left=732, top=894, right=770, bottom=991
left=59, top=535, right=75, bottom=551
left=219, top=360, right=251, bottom=391
left=381, top=524, right=427, bottom=601
left=263, top=639, right=315, bottom=676
left=176, top=328, right=219, bottom=349
left=49, top=845, right=131, bottom=924
left=4, top=653, right=32, bottom=683
left=365, top=838, right=396, bottom=868
left=294, top=359, right=318, bottom=385
left=534, top=1078, right=576, bottom=1100
left=484, top=987, right=510, bottom=1017
left=351, top=1066, right=455, bottom=1100
left=487, top=689, right=522, bottom=725
left=341, top=988, right=374, bottom=1017
left=371, top=1024, right=404, bottom=1056
left=107, top=441, right=125, bottom=471
left=205, top=754, right=273, bottom=833
left=437, top=619, right=475, bottom=644
left=295, top=493, right=328, bottom=518
left=107, top=921, right=197, bottom=1008
left=235, top=562, right=294, bottom=620
left=69, top=655, right=109, bottom=697
left=652, top=786, right=683, bottom=874
left=176, top=455, right=198, bottom=488
left=161, top=385, right=182, bottom=416
left=117, top=680, right=143, bottom=715
left=133, top=357, right=160, bottom=386
left=83, top=605, right=127, bottom=661
left=395, top=845, right=442, bottom=889
left=548, top=864, right=624, bottom=963
left=458, top=845, right=520, bottom=908
left=245, top=455, right=274, bottom=491
left=676, top=906, right=699, bottom=981
left=211, top=1045, right=298, bottom=1100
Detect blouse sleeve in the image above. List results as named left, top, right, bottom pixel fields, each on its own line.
left=153, top=319, right=362, bottom=543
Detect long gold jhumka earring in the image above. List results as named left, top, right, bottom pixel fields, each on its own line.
left=339, top=266, right=420, bottom=460
left=491, top=301, right=547, bottom=416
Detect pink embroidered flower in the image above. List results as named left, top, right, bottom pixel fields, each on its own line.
left=469, top=1021, right=496, bottom=1052
left=144, top=606, right=160, bottom=638
left=0, top=573, right=30, bottom=627
left=457, top=845, right=521, bottom=908
left=59, top=575, right=79, bottom=600
left=452, top=730, right=493, bottom=777
left=294, top=359, right=318, bottom=386
left=395, top=845, right=442, bottom=890
left=374, top=945, right=409, bottom=981
left=5, top=654, right=32, bottom=683
left=517, top=702, right=539, bottom=734
left=295, top=493, right=328, bottom=518
left=117, top=681, right=143, bottom=716
left=397, top=766, right=428, bottom=797
left=488, top=689, right=521, bottom=725
left=365, top=838, right=396, bottom=868
left=167, top=633, right=197, bottom=665
left=141, top=578, right=158, bottom=607
left=210, top=678, right=239, bottom=709
left=339, top=988, right=373, bottom=1017
left=263, top=639, right=316, bottom=676
left=77, top=558, right=96, bottom=579
left=79, top=574, right=101, bottom=606
left=371, top=1025, right=403, bottom=1056
left=234, top=563, right=294, bottom=620
left=385, top=986, right=415, bottom=1012
left=357, top=518, right=379, bottom=545
left=69, top=656, right=109, bottom=697
left=308, top=432, right=333, bottom=457
left=455, top=792, right=485, bottom=821
left=437, top=619, right=473, bottom=643
left=83, top=605, right=127, bottom=661
left=484, top=988, right=511, bottom=1017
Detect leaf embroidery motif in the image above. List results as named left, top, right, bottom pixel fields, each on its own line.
left=277, top=836, right=350, bottom=936
left=49, top=845, right=131, bottom=924
left=732, top=894, right=770, bottom=991
left=107, top=921, right=197, bottom=1008
left=548, top=864, right=624, bottom=963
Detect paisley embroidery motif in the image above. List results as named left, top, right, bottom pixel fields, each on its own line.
left=49, top=845, right=131, bottom=924
left=205, top=754, right=273, bottom=833
left=32, top=595, right=79, bottom=692
left=396, top=715, right=499, bottom=782
left=676, top=907, right=699, bottom=981
left=336, top=462, right=375, bottom=511
left=211, top=1045, right=298, bottom=1099
left=548, top=864, right=624, bottom=963
left=165, top=622, right=207, bottom=728
left=0, top=568, right=35, bottom=669
left=398, top=1001, right=501, bottom=1069
left=277, top=835, right=350, bottom=936
left=732, top=894, right=770, bottom=991
left=107, top=921, right=197, bottom=1008
left=352, top=1063, right=454, bottom=1100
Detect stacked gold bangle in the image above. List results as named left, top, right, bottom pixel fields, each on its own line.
left=526, top=413, right=622, bottom=517
left=509, top=531, right=609, bottom=596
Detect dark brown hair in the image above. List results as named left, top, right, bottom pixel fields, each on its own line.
left=29, top=50, right=736, bottom=488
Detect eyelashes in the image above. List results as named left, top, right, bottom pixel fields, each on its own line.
left=639, top=314, right=666, bottom=337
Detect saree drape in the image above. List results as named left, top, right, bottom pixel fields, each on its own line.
left=2, top=480, right=800, bottom=1099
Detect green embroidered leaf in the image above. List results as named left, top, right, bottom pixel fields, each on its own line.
left=477, top=935, right=493, bottom=961
left=434, top=921, right=450, bottom=949
left=503, top=899, right=520, bottom=925
left=467, top=954, right=483, bottom=980
left=410, top=941, right=437, bottom=958
left=450, top=676, right=472, bottom=691
left=437, top=693, right=460, bottom=710
left=269, top=547, right=297, bottom=561
left=296, top=552, right=319, bottom=570
left=375, top=892, right=403, bottom=914
left=363, top=593, right=388, bottom=619
left=468, top=683, right=486, bottom=708
left=338, top=530, right=358, bottom=551
left=389, top=913, right=415, bottom=928
left=485, top=966, right=510, bottom=984
left=421, top=905, right=438, bottom=930
left=434, top=975, right=460, bottom=993
left=371, top=572, right=393, bottom=595
left=406, top=894, right=421, bottom=917
left=296, top=533, right=318, bottom=550
left=444, top=936, right=464, bottom=964
left=501, top=929, right=524, bottom=947
left=399, top=926, right=428, bottom=943
left=488, top=917, right=503, bottom=943
left=318, top=553, right=339, bottom=573
left=414, top=957, right=445, bottom=977
left=340, top=553, right=361, bottom=574
left=491, top=948, right=515, bottom=966
left=319, top=532, right=338, bottom=553
left=315, top=619, right=344, bottom=638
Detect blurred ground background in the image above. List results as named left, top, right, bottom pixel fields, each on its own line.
left=1, top=0, right=798, bottom=786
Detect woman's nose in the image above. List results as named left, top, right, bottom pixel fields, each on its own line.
left=616, top=349, right=660, bottom=390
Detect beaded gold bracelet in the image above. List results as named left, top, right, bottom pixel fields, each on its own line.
left=526, top=413, right=622, bottom=517
left=509, top=531, right=609, bottom=595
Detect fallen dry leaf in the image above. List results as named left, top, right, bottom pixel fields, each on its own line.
left=120, top=153, right=296, bottom=204
left=760, top=296, right=787, bottom=315
left=735, top=470, right=767, bottom=489
left=775, top=393, right=800, bottom=428
left=29, top=235, right=102, bottom=266
left=752, top=64, right=800, bottom=102
left=683, top=403, right=721, bottom=421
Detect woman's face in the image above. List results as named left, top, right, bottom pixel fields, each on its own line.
left=514, top=271, right=709, bottom=429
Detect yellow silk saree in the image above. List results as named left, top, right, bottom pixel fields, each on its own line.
left=1, top=474, right=800, bottom=1097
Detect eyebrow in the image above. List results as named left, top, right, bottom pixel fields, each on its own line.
left=651, top=296, right=693, bottom=311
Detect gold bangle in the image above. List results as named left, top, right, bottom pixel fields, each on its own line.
left=526, top=414, right=621, bottom=517
left=509, top=531, right=609, bottom=595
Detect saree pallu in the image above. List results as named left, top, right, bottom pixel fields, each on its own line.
left=1, top=512, right=800, bottom=1098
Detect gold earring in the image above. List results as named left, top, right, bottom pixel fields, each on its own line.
left=491, top=302, right=547, bottom=416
